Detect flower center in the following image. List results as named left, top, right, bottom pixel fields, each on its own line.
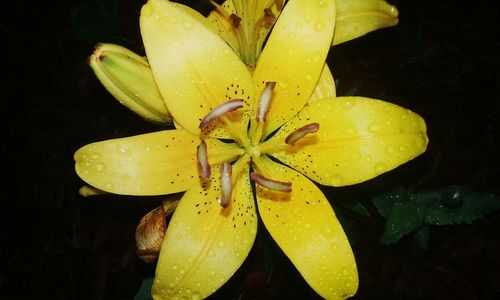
left=196, top=81, right=319, bottom=208
left=210, top=0, right=284, bottom=67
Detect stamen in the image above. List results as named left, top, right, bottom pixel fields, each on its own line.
left=219, top=162, right=232, bottom=208
left=256, top=82, right=276, bottom=122
left=261, top=8, right=276, bottom=28
left=285, top=123, right=320, bottom=145
left=197, top=140, right=211, bottom=180
left=199, top=99, right=244, bottom=131
left=250, top=172, right=292, bottom=193
left=230, top=13, right=241, bottom=29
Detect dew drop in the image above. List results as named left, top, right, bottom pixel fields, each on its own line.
left=207, top=249, right=215, bottom=257
left=368, top=123, right=380, bottom=133
left=341, top=98, right=355, bottom=109
left=305, top=73, right=313, bottom=81
left=91, top=152, right=101, bottom=160
left=104, top=181, right=113, bottom=190
left=192, top=292, right=202, bottom=300
left=330, top=175, right=343, bottom=186
left=322, top=225, right=335, bottom=238
left=295, top=22, right=303, bottom=29
left=218, top=240, right=225, bottom=247
left=314, top=20, right=325, bottom=32
left=172, top=264, right=178, bottom=270
left=96, top=163, right=105, bottom=172
left=175, top=233, right=182, bottom=240
left=183, top=20, right=193, bottom=30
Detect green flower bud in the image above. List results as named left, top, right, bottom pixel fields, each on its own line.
left=89, top=43, right=171, bottom=124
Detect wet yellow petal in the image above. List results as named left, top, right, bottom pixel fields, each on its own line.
left=152, top=162, right=257, bottom=299
left=309, top=63, right=336, bottom=102
left=140, top=0, right=254, bottom=140
left=252, top=0, right=336, bottom=138
left=207, top=1, right=240, bottom=55
left=261, top=97, right=428, bottom=186
left=74, top=130, right=243, bottom=195
left=334, top=0, right=399, bottom=45
left=88, top=43, right=170, bottom=124
left=253, top=156, right=358, bottom=299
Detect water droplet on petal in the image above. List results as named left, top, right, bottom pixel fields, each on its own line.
left=96, top=163, right=105, bottom=172
left=341, top=98, right=355, bottom=109
left=368, top=123, right=380, bottom=133
left=183, top=20, right=193, bottom=30
left=314, top=20, right=325, bottom=32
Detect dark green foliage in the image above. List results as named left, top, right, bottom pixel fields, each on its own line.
left=135, top=277, right=154, bottom=300
left=373, top=186, right=500, bottom=246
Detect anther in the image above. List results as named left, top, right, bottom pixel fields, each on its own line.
left=197, top=140, right=211, bottom=180
left=285, top=123, right=320, bottom=145
left=256, top=82, right=276, bottom=122
left=230, top=13, right=241, bottom=29
left=219, top=162, right=232, bottom=208
left=250, top=172, right=292, bottom=193
left=199, top=99, right=244, bottom=131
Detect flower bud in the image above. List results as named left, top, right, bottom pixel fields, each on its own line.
left=333, top=0, right=399, bottom=45
left=135, top=199, right=178, bottom=263
left=88, top=43, right=171, bottom=124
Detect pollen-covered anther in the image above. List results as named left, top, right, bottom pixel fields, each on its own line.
left=250, top=172, right=292, bottom=193
left=197, top=140, right=211, bottom=180
left=199, top=99, right=244, bottom=131
left=257, top=82, right=276, bottom=122
left=230, top=13, right=241, bottom=29
left=285, top=123, right=320, bottom=145
left=219, top=162, right=232, bottom=208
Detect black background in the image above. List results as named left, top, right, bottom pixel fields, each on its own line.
left=2, top=0, right=499, bottom=299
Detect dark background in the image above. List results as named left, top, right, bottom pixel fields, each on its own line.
left=2, top=0, right=499, bottom=299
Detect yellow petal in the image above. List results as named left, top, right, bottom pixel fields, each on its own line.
left=253, top=156, right=358, bottom=299
left=152, top=161, right=257, bottom=299
left=261, top=97, right=428, bottom=186
left=252, top=0, right=336, bottom=138
left=140, top=0, right=254, bottom=141
left=309, top=63, right=336, bottom=102
left=333, top=0, right=399, bottom=45
left=207, top=1, right=240, bottom=55
left=74, top=130, right=243, bottom=195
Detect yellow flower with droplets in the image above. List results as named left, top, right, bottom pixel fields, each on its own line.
left=75, top=0, right=427, bottom=299
left=88, top=0, right=399, bottom=122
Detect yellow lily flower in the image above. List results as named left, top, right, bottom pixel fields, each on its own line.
left=88, top=0, right=398, bottom=123
left=208, top=0, right=399, bottom=66
left=74, top=0, right=428, bottom=299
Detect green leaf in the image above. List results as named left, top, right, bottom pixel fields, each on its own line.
left=336, top=200, right=370, bottom=221
left=380, top=200, right=424, bottom=245
left=371, top=186, right=408, bottom=219
left=135, top=277, right=153, bottom=300
left=424, top=187, right=500, bottom=225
